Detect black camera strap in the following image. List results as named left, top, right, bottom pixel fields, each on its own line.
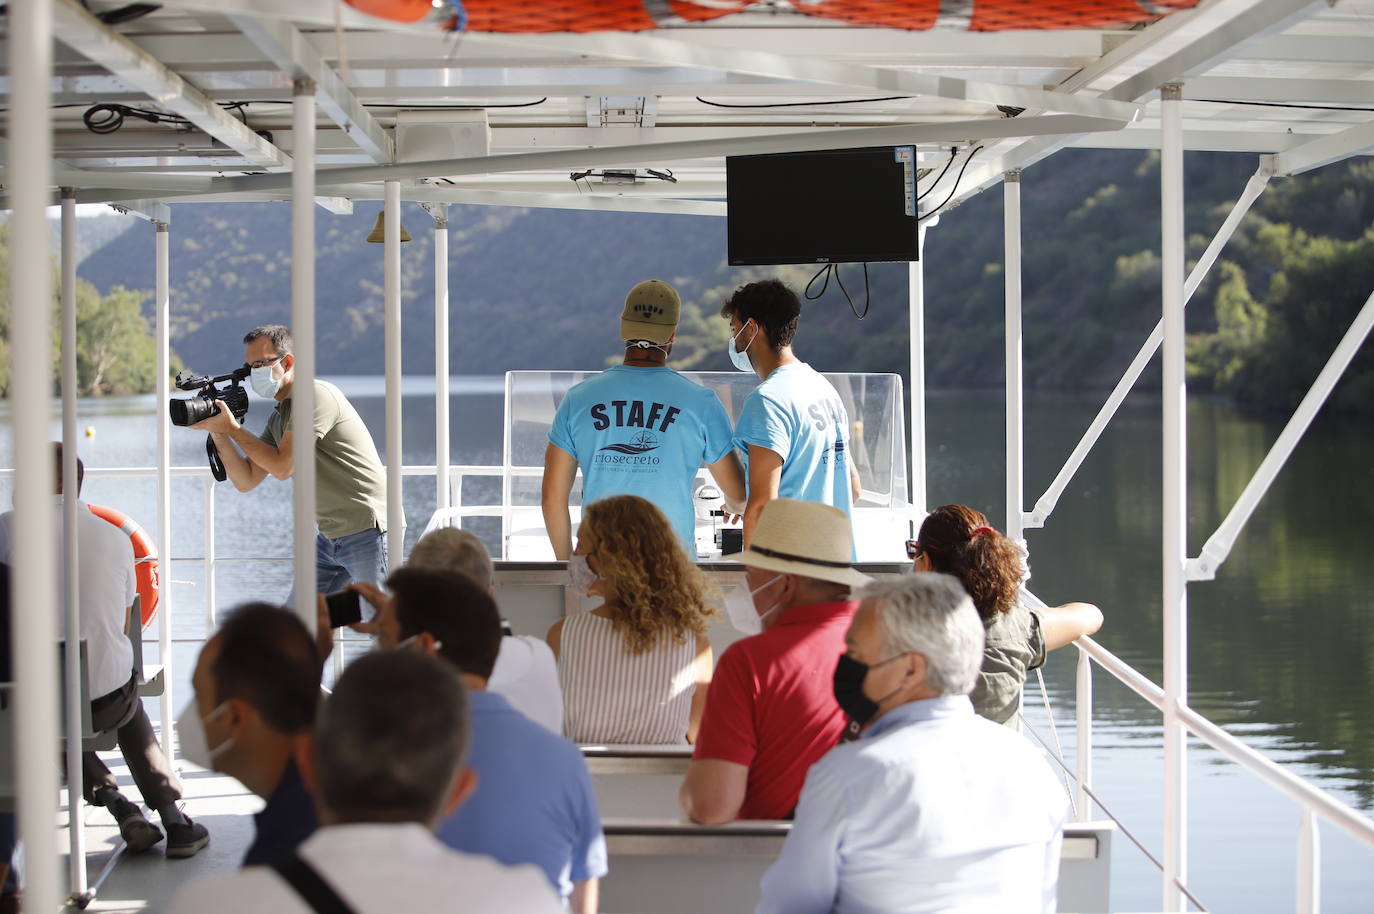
left=206, top=434, right=227, bottom=482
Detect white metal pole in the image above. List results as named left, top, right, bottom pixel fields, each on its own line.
left=1297, top=808, right=1321, bottom=914
left=1160, top=81, right=1189, bottom=913
left=1075, top=647, right=1093, bottom=823
left=155, top=221, right=174, bottom=749
left=203, top=476, right=216, bottom=633
left=385, top=180, right=404, bottom=570
left=60, top=188, right=88, bottom=898
left=9, top=2, right=61, bottom=908
left=291, top=79, right=318, bottom=630
left=906, top=224, right=928, bottom=517
left=434, top=206, right=451, bottom=514
left=1004, top=170, right=1025, bottom=543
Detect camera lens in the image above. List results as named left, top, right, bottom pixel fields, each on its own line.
left=169, top=395, right=214, bottom=427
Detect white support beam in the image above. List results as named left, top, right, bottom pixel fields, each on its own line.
left=1159, top=81, right=1188, bottom=914
left=228, top=14, right=395, bottom=163
left=52, top=0, right=290, bottom=170
left=1188, top=287, right=1374, bottom=582
left=291, top=78, right=319, bottom=626
left=943, top=0, right=1328, bottom=211
left=384, top=180, right=404, bottom=573
left=464, top=31, right=1141, bottom=122
left=1273, top=119, right=1374, bottom=176
left=157, top=113, right=1131, bottom=198
left=1100, top=0, right=1327, bottom=103
left=7, top=2, right=62, bottom=911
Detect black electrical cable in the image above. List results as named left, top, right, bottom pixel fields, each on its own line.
left=915, top=146, right=957, bottom=203
left=98, top=3, right=161, bottom=25
left=805, top=263, right=872, bottom=320
left=695, top=95, right=913, bottom=109
left=1193, top=98, right=1374, bottom=113
left=919, top=145, right=983, bottom=222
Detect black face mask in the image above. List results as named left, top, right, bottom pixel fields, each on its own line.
left=832, top=653, right=906, bottom=727
left=833, top=654, right=880, bottom=726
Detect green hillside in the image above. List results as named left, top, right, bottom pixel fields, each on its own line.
left=74, top=149, right=1374, bottom=412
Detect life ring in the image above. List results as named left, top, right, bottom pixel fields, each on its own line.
left=87, top=504, right=159, bottom=629
left=344, top=0, right=1198, bottom=32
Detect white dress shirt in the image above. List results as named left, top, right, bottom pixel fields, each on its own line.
left=489, top=634, right=564, bottom=734
left=0, top=498, right=135, bottom=699
left=757, top=695, right=1068, bottom=914
left=168, top=822, right=564, bottom=914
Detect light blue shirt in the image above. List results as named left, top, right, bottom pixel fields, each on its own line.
left=733, top=362, right=854, bottom=518
left=437, top=691, right=608, bottom=900
left=549, top=365, right=735, bottom=557
left=757, top=695, right=1068, bottom=914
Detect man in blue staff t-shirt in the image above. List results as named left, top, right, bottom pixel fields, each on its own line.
left=722, top=278, right=861, bottom=551
left=542, top=280, right=746, bottom=559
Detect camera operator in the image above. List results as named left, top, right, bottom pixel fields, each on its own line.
left=188, top=325, right=390, bottom=605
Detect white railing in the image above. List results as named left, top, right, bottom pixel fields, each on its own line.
left=1032, top=604, right=1374, bottom=913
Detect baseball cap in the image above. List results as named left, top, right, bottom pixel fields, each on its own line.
left=620, top=279, right=681, bottom=345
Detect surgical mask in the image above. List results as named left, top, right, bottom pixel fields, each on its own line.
left=723, top=574, right=783, bottom=636
left=176, top=699, right=234, bottom=771
left=728, top=323, right=758, bottom=373
left=568, top=553, right=598, bottom=597
left=832, top=653, right=907, bottom=727
left=250, top=363, right=281, bottom=399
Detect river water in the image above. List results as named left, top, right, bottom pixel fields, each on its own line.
left=1, top=379, right=1370, bottom=912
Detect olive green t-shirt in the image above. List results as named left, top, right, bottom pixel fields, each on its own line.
left=969, top=602, right=1046, bottom=726
left=260, top=379, right=387, bottom=539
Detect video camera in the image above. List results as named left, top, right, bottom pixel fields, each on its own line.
left=169, top=366, right=251, bottom=428
left=170, top=365, right=252, bottom=483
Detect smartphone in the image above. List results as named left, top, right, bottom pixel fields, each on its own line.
left=325, top=589, right=363, bottom=628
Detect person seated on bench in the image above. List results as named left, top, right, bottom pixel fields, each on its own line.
left=909, top=505, right=1103, bottom=725
left=548, top=495, right=714, bottom=744
left=757, top=574, right=1069, bottom=914
left=0, top=444, right=207, bottom=857
left=169, top=650, right=562, bottom=914
left=681, top=499, right=870, bottom=824
left=406, top=527, right=563, bottom=734
left=378, top=568, right=607, bottom=913
left=181, top=603, right=322, bottom=866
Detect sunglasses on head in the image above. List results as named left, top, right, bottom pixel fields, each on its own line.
left=905, top=539, right=923, bottom=561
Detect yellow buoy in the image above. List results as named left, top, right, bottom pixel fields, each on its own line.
left=84, top=426, right=96, bottom=437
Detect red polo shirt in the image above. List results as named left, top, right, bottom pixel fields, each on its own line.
left=693, top=600, right=859, bottom=820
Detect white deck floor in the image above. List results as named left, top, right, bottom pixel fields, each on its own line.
left=61, top=745, right=257, bottom=914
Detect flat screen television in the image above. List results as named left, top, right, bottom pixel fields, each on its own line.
left=726, top=146, right=919, bottom=265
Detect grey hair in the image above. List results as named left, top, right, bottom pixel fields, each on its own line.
left=314, top=650, right=469, bottom=826
left=858, top=573, right=985, bottom=697
left=407, top=527, right=495, bottom=591
left=243, top=324, right=293, bottom=356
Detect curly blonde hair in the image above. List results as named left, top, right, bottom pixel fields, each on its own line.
left=580, top=495, right=716, bottom=654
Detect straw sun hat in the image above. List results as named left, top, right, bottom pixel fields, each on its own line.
left=729, top=498, right=871, bottom=589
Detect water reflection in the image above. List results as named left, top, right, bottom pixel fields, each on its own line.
left=924, top=390, right=1374, bottom=809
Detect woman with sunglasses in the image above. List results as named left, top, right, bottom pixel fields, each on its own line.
left=908, top=505, right=1103, bottom=725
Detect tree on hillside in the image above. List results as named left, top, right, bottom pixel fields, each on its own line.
left=0, top=224, right=177, bottom=397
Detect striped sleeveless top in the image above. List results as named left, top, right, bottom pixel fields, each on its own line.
left=558, top=612, right=698, bottom=745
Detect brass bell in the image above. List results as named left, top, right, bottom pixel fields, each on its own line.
left=366, top=211, right=412, bottom=243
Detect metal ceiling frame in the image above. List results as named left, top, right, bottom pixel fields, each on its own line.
left=227, top=14, right=395, bottom=163
left=51, top=0, right=290, bottom=170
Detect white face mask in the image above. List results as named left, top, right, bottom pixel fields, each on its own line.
left=250, top=363, right=282, bottom=399
left=568, top=552, right=598, bottom=598
left=724, top=574, right=783, bottom=636
left=176, top=699, right=234, bottom=771
left=728, top=323, right=758, bottom=373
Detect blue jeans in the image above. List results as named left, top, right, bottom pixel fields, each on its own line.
left=313, top=526, right=388, bottom=616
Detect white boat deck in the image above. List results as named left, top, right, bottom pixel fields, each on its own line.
left=66, top=747, right=257, bottom=914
